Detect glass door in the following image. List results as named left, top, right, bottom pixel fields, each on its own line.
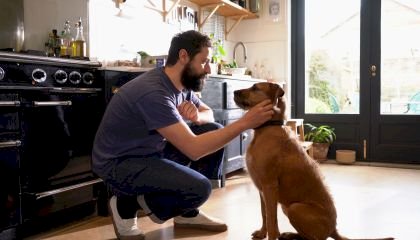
left=370, top=0, right=420, bottom=162
left=292, top=0, right=420, bottom=163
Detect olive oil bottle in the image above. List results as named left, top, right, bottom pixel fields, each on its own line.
left=71, top=17, right=86, bottom=58
left=60, top=20, right=72, bottom=57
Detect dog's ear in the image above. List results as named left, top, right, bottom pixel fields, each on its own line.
left=270, top=83, right=284, bottom=105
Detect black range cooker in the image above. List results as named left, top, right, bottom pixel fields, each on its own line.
left=0, top=52, right=106, bottom=239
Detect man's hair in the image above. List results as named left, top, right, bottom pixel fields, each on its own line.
left=166, top=30, right=211, bottom=66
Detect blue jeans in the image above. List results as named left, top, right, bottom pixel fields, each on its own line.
left=106, top=122, right=224, bottom=221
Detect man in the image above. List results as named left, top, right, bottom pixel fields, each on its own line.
left=92, top=30, right=273, bottom=240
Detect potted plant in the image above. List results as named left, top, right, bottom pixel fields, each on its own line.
left=209, top=33, right=226, bottom=74
left=304, top=123, right=336, bottom=161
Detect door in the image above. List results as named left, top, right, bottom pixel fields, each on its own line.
left=20, top=88, right=103, bottom=190
left=291, top=0, right=420, bottom=163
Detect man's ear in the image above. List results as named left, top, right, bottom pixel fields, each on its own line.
left=179, top=49, right=190, bottom=65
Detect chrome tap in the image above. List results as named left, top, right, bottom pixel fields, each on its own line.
left=233, top=42, right=247, bottom=64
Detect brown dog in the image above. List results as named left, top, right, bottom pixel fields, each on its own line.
left=233, top=82, right=393, bottom=240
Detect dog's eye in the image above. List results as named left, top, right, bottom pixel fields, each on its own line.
left=252, top=85, right=258, bottom=90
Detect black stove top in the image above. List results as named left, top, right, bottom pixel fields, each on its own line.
left=0, top=51, right=102, bottom=89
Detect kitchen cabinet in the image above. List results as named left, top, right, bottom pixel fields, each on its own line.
left=101, top=67, right=148, bottom=103
left=200, top=76, right=263, bottom=186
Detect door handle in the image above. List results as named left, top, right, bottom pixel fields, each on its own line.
left=369, top=65, right=377, bottom=77
left=0, top=140, right=21, bottom=148
left=0, top=101, right=21, bottom=107
left=33, top=101, right=72, bottom=106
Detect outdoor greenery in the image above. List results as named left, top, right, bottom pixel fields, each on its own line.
left=209, top=33, right=226, bottom=64
left=307, top=51, right=339, bottom=113
left=304, top=123, right=336, bottom=144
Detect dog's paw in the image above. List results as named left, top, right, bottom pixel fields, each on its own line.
left=278, top=232, right=304, bottom=240
left=251, top=229, right=266, bottom=239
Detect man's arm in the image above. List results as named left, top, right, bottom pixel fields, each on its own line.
left=177, top=101, right=214, bottom=124
left=158, top=100, right=273, bottom=160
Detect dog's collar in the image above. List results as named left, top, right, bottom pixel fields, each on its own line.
left=254, top=120, right=285, bottom=130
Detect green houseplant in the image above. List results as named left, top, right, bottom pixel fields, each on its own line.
left=304, top=123, right=336, bottom=161
left=209, top=33, right=226, bottom=74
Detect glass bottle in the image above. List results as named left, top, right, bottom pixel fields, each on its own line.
left=249, top=0, right=260, bottom=13
left=71, top=17, right=86, bottom=58
left=60, top=20, right=72, bottom=57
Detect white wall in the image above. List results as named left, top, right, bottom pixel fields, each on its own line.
left=226, top=0, right=288, bottom=84
left=22, top=0, right=289, bottom=85
left=23, top=0, right=182, bottom=61
left=24, top=0, right=88, bottom=52
left=88, top=0, right=184, bottom=62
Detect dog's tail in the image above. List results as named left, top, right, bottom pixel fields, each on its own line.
left=331, top=230, right=394, bottom=240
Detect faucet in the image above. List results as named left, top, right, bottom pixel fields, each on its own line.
left=233, top=42, right=247, bottom=64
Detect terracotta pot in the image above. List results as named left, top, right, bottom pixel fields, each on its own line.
left=313, top=143, right=330, bottom=162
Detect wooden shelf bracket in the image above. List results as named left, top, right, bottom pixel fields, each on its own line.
left=198, top=3, right=225, bottom=29
left=225, top=15, right=246, bottom=38
left=162, top=0, right=182, bottom=22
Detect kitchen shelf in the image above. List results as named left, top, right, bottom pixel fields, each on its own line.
left=155, top=0, right=258, bottom=38
left=190, top=0, right=258, bottom=37
left=190, top=0, right=257, bottom=19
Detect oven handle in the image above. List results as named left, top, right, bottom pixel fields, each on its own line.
left=49, top=88, right=102, bottom=94
left=35, top=178, right=103, bottom=199
left=0, top=140, right=21, bottom=148
left=0, top=101, right=21, bottom=107
left=33, top=100, right=72, bottom=106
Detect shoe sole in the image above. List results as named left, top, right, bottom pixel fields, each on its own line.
left=174, top=222, right=228, bottom=232
left=108, top=199, right=145, bottom=240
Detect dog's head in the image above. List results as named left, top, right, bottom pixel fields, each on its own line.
left=234, top=82, right=285, bottom=109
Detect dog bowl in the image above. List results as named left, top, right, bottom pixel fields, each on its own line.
left=336, top=150, right=356, bottom=164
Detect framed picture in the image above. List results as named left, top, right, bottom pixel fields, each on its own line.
left=265, top=0, right=283, bottom=23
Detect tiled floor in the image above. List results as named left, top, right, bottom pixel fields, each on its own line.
left=26, top=163, right=420, bottom=240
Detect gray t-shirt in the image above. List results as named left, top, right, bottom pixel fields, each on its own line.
left=92, top=67, right=201, bottom=178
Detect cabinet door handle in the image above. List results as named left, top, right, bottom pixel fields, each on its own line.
left=0, top=101, right=21, bottom=107
left=35, top=178, right=103, bottom=199
left=33, top=101, right=72, bottom=106
left=242, top=132, right=249, bottom=140
left=0, top=140, right=21, bottom=148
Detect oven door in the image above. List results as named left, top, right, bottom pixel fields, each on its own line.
left=0, top=94, right=22, bottom=231
left=19, top=88, right=104, bottom=192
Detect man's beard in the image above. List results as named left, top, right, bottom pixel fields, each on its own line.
left=181, top=62, right=206, bottom=92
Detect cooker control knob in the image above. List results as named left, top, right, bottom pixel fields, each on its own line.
left=32, top=68, right=47, bottom=83
left=82, top=72, right=94, bottom=85
left=69, top=71, right=81, bottom=85
left=0, top=67, right=4, bottom=81
left=54, top=70, right=68, bottom=84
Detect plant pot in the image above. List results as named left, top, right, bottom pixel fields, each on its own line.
left=313, top=143, right=330, bottom=162
left=210, top=63, right=218, bottom=75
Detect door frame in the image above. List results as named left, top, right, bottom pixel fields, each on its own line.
left=291, top=0, right=420, bottom=163
left=291, top=0, right=363, bottom=161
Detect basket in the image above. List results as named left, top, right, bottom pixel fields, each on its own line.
left=336, top=150, right=356, bottom=164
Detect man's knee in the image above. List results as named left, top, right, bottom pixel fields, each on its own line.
left=191, top=177, right=212, bottom=203
left=204, top=122, right=223, bottom=131
left=191, top=122, right=224, bottom=135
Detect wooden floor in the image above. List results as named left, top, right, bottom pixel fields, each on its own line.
left=25, top=163, right=420, bottom=240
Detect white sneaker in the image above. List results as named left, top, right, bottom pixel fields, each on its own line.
left=173, top=211, right=228, bottom=232
left=108, top=196, right=145, bottom=240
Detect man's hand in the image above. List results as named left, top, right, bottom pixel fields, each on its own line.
left=240, top=100, right=274, bottom=129
left=178, top=101, right=199, bottom=123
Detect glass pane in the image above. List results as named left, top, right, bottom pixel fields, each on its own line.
left=305, top=0, right=360, bottom=114
left=380, top=0, right=420, bottom=115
